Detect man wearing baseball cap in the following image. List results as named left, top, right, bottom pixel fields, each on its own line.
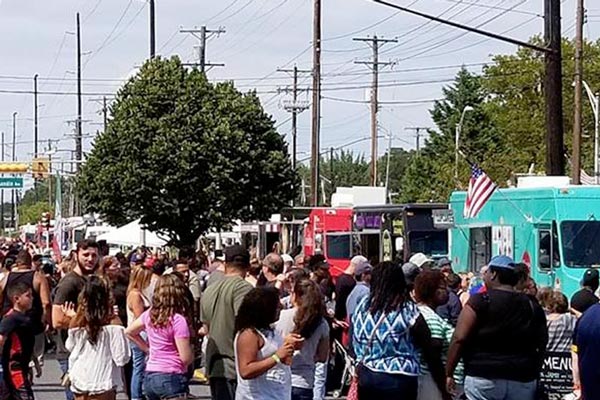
left=201, top=245, right=253, bottom=400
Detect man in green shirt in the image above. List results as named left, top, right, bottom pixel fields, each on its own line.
left=201, top=245, right=253, bottom=400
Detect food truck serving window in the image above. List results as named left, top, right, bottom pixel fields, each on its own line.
left=561, top=221, right=600, bottom=268
left=408, top=231, right=448, bottom=257
left=326, top=233, right=352, bottom=260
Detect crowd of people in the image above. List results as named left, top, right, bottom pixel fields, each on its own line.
left=0, top=236, right=596, bottom=400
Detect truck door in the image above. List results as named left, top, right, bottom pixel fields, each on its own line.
left=469, top=227, right=491, bottom=273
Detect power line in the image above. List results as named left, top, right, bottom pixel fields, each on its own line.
left=323, top=96, right=439, bottom=105
left=82, top=0, right=135, bottom=70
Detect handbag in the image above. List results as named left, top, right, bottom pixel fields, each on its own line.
left=347, top=312, right=387, bottom=400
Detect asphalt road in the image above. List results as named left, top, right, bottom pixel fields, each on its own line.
left=32, top=355, right=212, bottom=400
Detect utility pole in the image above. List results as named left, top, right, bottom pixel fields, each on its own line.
left=354, top=35, right=398, bottom=186
left=330, top=147, right=335, bottom=194
left=310, top=0, right=322, bottom=207
left=149, top=0, right=156, bottom=57
left=90, top=97, right=109, bottom=132
left=34, top=74, right=39, bottom=158
left=545, top=0, right=565, bottom=176
left=11, top=113, right=16, bottom=230
left=180, top=26, right=226, bottom=73
left=572, top=0, right=585, bottom=184
left=405, top=127, right=429, bottom=154
left=76, top=13, right=83, bottom=172
left=278, top=66, right=311, bottom=170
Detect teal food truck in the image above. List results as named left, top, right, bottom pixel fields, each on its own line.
left=449, top=177, right=600, bottom=297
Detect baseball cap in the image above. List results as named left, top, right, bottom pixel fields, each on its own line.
left=436, top=257, right=452, bottom=269
left=582, top=268, right=599, bottom=287
left=282, top=254, right=294, bottom=264
left=409, top=253, right=433, bottom=268
left=224, top=245, right=250, bottom=267
left=402, top=262, right=422, bottom=286
left=488, top=255, right=516, bottom=270
left=355, top=262, right=372, bottom=277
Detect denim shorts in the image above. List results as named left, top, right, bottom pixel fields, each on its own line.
left=143, top=372, right=188, bottom=400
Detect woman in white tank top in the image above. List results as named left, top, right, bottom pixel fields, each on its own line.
left=234, top=287, right=304, bottom=400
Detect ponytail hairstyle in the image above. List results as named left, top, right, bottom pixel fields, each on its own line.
left=293, top=279, right=326, bottom=338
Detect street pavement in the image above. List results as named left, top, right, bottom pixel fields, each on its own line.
left=32, top=355, right=212, bottom=400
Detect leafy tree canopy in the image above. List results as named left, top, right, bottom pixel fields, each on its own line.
left=77, top=57, right=297, bottom=248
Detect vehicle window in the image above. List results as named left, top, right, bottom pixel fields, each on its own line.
left=469, top=227, right=491, bottom=273
left=409, top=231, right=448, bottom=257
left=538, top=230, right=552, bottom=270
left=326, top=234, right=352, bottom=260
left=561, top=221, right=600, bottom=268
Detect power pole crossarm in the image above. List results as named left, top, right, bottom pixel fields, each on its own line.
left=180, top=26, right=226, bottom=73
left=354, top=35, right=398, bottom=186
left=278, top=67, right=311, bottom=174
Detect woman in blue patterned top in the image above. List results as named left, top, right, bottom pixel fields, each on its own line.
left=351, top=261, right=450, bottom=400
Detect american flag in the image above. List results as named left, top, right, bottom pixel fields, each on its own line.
left=580, top=169, right=597, bottom=185
left=464, top=164, right=497, bottom=218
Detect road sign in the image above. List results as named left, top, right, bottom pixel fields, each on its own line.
left=0, top=178, right=23, bottom=189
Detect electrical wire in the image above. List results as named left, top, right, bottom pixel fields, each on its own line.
left=82, top=0, right=135, bottom=70
left=322, top=96, right=438, bottom=105
left=83, top=0, right=105, bottom=23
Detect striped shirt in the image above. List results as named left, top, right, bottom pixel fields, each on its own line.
left=418, top=305, right=464, bottom=383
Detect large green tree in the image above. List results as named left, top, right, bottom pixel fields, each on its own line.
left=77, top=57, right=297, bottom=248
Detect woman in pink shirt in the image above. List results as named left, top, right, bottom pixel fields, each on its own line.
left=126, top=274, right=193, bottom=400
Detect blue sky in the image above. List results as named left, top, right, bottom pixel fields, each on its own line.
left=0, top=0, right=598, bottom=179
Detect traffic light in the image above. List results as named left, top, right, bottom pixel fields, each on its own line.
left=0, top=163, right=28, bottom=174
left=31, top=158, right=50, bottom=179
left=41, top=212, right=51, bottom=229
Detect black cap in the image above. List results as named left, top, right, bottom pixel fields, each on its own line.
left=225, top=245, right=250, bottom=267
left=582, top=268, right=599, bottom=288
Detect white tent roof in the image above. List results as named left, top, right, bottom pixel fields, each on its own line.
left=97, top=219, right=168, bottom=248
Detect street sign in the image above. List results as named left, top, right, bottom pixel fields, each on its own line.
left=0, top=178, right=23, bottom=189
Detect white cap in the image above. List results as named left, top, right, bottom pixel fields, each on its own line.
left=282, top=254, right=294, bottom=264
left=350, top=255, right=368, bottom=267
left=409, top=253, right=433, bottom=268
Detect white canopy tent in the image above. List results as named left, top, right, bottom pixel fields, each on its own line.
left=97, top=219, right=168, bottom=248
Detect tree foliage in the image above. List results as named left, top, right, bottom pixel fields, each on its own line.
left=18, top=201, right=53, bottom=225
left=77, top=57, right=297, bottom=248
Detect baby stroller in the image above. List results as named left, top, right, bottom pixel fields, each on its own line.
left=331, top=339, right=356, bottom=398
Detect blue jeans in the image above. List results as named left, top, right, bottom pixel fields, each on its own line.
left=357, top=365, right=418, bottom=400
left=58, top=358, right=74, bottom=400
left=130, top=343, right=146, bottom=400
left=293, top=387, right=314, bottom=400
left=464, top=376, right=536, bottom=400
left=144, top=372, right=188, bottom=400
left=313, top=361, right=327, bottom=400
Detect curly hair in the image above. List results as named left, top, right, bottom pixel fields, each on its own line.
left=414, top=270, right=446, bottom=305
left=235, top=287, right=280, bottom=334
left=293, top=279, right=326, bottom=339
left=149, top=274, right=191, bottom=328
left=71, top=276, right=113, bottom=345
